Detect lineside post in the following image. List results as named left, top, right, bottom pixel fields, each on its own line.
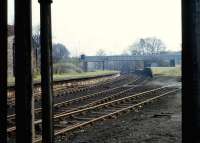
left=38, top=0, right=54, bottom=142
left=182, top=0, right=200, bottom=142
left=0, top=0, right=8, bottom=142
left=15, top=0, right=34, bottom=142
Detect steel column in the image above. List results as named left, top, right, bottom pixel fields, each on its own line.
left=182, top=0, right=200, bottom=142
left=15, top=0, right=34, bottom=142
left=83, top=62, right=88, bottom=72
left=102, top=61, right=105, bottom=71
left=169, top=59, right=175, bottom=67
left=38, top=0, right=54, bottom=142
left=0, top=0, right=8, bottom=142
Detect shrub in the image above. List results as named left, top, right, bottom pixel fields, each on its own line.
left=53, top=63, right=83, bottom=74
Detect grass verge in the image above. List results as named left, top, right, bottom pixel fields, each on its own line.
left=8, top=70, right=119, bottom=84
left=150, top=67, right=181, bottom=77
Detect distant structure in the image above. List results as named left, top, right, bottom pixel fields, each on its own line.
left=7, top=25, right=14, bottom=77
left=80, top=52, right=181, bottom=73
left=7, top=25, right=37, bottom=77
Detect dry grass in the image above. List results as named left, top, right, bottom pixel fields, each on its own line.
left=8, top=70, right=119, bottom=84
left=150, top=67, right=181, bottom=77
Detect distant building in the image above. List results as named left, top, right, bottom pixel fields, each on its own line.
left=7, top=25, right=37, bottom=77
left=8, top=25, right=14, bottom=77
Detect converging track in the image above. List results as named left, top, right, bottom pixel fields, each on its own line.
left=34, top=86, right=179, bottom=142
left=7, top=75, right=142, bottom=133
left=6, top=74, right=180, bottom=143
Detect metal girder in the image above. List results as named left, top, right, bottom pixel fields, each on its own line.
left=80, top=54, right=181, bottom=63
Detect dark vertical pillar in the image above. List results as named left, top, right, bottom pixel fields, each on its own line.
left=38, top=0, right=53, bottom=142
left=0, top=0, right=7, bottom=142
left=83, top=61, right=88, bottom=72
left=15, top=0, right=34, bottom=142
left=169, top=59, right=175, bottom=67
left=102, top=61, right=105, bottom=71
left=182, top=0, right=200, bottom=143
left=133, top=61, right=136, bottom=72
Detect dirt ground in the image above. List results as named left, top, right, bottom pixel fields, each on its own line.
left=61, top=76, right=182, bottom=143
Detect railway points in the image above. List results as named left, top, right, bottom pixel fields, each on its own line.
left=6, top=73, right=181, bottom=143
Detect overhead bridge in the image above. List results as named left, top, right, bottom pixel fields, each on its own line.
left=80, top=53, right=181, bottom=72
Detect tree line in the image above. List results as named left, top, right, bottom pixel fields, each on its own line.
left=96, top=37, right=168, bottom=57
left=32, top=27, right=81, bottom=74
left=129, top=37, right=166, bottom=55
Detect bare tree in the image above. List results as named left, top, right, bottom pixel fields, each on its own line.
left=129, top=37, right=166, bottom=55
left=32, top=25, right=40, bottom=72
left=95, top=49, right=106, bottom=70
left=32, top=25, right=40, bottom=48
left=96, top=49, right=106, bottom=56
left=52, top=43, right=70, bottom=63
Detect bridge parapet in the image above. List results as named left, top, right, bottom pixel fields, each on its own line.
left=80, top=53, right=181, bottom=72
left=80, top=53, right=181, bottom=63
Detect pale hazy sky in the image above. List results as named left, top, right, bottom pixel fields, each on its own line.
left=8, top=0, right=181, bottom=56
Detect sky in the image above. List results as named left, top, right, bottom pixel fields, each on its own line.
left=8, top=0, right=181, bottom=57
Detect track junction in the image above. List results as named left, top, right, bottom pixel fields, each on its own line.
left=6, top=73, right=180, bottom=142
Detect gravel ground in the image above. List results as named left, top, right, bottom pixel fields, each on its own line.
left=58, top=76, right=182, bottom=143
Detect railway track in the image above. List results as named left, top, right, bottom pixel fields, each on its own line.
left=8, top=83, right=178, bottom=142
left=33, top=86, right=179, bottom=142
left=7, top=73, right=120, bottom=106
left=7, top=75, right=138, bottom=116
left=7, top=76, right=146, bottom=132
left=8, top=75, right=127, bottom=105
